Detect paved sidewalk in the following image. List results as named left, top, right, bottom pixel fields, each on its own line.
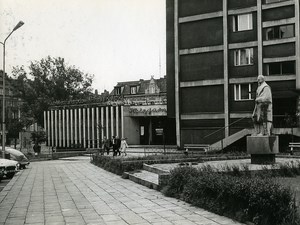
left=0, top=157, right=244, bottom=225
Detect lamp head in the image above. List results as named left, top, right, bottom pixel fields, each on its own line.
left=13, top=21, right=24, bottom=31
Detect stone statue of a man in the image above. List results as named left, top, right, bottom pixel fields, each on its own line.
left=252, top=75, right=273, bottom=136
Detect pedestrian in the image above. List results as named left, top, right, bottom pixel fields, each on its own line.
left=33, top=142, right=39, bottom=156
left=102, top=136, right=111, bottom=155
left=120, top=138, right=129, bottom=156
left=115, top=136, right=121, bottom=156
left=112, top=136, right=117, bottom=156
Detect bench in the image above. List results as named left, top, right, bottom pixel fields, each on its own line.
left=183, top=144, right=210, bottom=155
left=289, top=142, right=300, bottom=155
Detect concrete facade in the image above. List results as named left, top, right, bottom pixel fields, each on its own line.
left=167, top=0, right=300, bottom=148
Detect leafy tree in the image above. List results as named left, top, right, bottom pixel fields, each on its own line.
left=12, top=56, right=94, bottom=126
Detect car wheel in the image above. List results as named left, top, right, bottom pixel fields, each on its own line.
left=6, top=172, right=15, bottom=179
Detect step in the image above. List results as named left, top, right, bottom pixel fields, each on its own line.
left=126, top=170, right=159, bottom=190
left=143, top=163, right=169, bottom=174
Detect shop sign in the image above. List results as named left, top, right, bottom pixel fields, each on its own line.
left=129, top=105, right=167, bottom=116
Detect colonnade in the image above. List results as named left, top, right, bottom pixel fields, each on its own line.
left=43, top=105, right=124, bottom=148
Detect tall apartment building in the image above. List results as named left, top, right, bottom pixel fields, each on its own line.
left=166, top=0, right=300, bottom=148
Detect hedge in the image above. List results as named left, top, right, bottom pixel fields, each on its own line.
left=162, top=167, right=299, bottom=225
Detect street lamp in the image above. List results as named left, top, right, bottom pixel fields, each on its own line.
left=0, top=21, right=24, bottom=158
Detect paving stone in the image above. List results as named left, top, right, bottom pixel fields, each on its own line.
left=0, top=157, right=245, bottom=225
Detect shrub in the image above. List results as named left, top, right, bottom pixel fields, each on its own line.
left=91, top=155, right=144, bottom=175
left=163, top=167, right=298, bottom=225
left=162, top=166, right=198, bottom=198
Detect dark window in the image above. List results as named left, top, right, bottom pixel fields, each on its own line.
left=264, top=25, right=294, bottom=41
left=266, top=61, right=295, bottom=75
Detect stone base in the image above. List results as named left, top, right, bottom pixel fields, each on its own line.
left=247, top=136, right=279, bottom=164
left=251, top=154, right=275, bottom=164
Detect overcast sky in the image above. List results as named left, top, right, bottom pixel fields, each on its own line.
left=0, top=0, right=166, bottom=93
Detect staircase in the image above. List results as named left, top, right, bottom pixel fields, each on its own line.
left=210, top=128, right=253, bottom=151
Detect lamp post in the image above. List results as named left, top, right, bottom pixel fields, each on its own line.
left=1, top=21, right=24, bottom=158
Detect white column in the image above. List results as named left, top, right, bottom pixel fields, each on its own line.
left=106, top=107, right=109, bottom=138
left=74, top=108, right=78, bottom=145
left=66, top=109, right=70, bottom=147
left=101, top=107, right=104, bottom=141
left=83, top=108, right=86, bottom=148
left=51, top=110, right=54, bottom=147
left=116, top=106, right=119, bottom=137
left=87, top=107, right=90, bottom=148
left=47, top=111, right=51, bottom=146
left=111, top=106, right=114, bottom=137
left=96, top=107, right=99, bottom=148
left=54, top=110, right=58, bottom=147
left=43, top=111, right=47, bottom=145
left=70, top=109, right=73, bottom=146
left=79, top=108, right=82, bottom=147
left=43, top=110, right=47, bottom=134
left=59, top=110, right=62, bottom=147
left=91, top=107, right=95, bottom=148
left=62, top=109, right=65, bottom=147
left=121, top=106, right=124, bottom=139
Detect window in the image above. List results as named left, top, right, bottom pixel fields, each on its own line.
left=130, top=86, right=137, bottom=94
left=234, top=48, right=253, bottom=66
left=234, top=84, right=253, bottom=101
left=233, top=13, right=253, bottom=32
left=266, top=61, right=295, bottom=75
left=115, top=87, right=121, bottom=95
left=265, top=25, right=294, bottom=41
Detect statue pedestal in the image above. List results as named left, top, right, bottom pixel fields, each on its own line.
left=247, top=136, right=279, bottom=164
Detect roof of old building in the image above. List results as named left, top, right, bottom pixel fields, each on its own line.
left=112, top=76, right=166, bottom=95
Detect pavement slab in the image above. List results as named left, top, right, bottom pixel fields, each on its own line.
left=0, top=157, right=245, bottom=225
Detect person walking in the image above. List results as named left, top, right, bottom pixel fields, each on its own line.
left=120, top=138, right=129, bottom=156
left=102, top=136, right=111, bottom=155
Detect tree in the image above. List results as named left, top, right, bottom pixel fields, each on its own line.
left=12, top=56, right=94, bottom=126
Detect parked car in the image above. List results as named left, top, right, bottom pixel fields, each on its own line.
left=0, top=147, right=30, bottom=169
left=0, top=158, right=18, bottom=179
left=0, top=168, right=4, bottom=181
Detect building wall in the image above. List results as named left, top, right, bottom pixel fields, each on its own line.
left=167, top=0, right=300, bottom=147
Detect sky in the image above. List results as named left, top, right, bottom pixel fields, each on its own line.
left=0, top=0, right=166, bottom=94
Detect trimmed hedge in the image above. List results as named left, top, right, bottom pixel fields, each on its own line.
left=91, top=154, right=200, bottom=175
left=162, top=167, right=299, bottom=225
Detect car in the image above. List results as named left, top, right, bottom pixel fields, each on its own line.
left=0, top=158, right=18, bottom=179
left=0, top=168, right=4, bottom=181
left=0, top=147, right=30, bottom=169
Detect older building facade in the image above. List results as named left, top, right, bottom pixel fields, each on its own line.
left=167, top=0, right=300, bottom=148
left=44, top=76, right=176, bottom=148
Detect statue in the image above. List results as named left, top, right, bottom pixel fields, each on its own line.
left=252, top=75, right=273, bottom=136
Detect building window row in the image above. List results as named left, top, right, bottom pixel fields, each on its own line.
left=264, top=24, right=295, bottom=41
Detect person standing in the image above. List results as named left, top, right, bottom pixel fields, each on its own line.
left=112, top=136, right=117, bottom=156
left=120, top=138, right=129, bottom=156
left=115, top=136, right=121, bottom=156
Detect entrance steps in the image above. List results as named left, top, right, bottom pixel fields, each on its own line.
left=124, top=164, right=170, bottom=191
